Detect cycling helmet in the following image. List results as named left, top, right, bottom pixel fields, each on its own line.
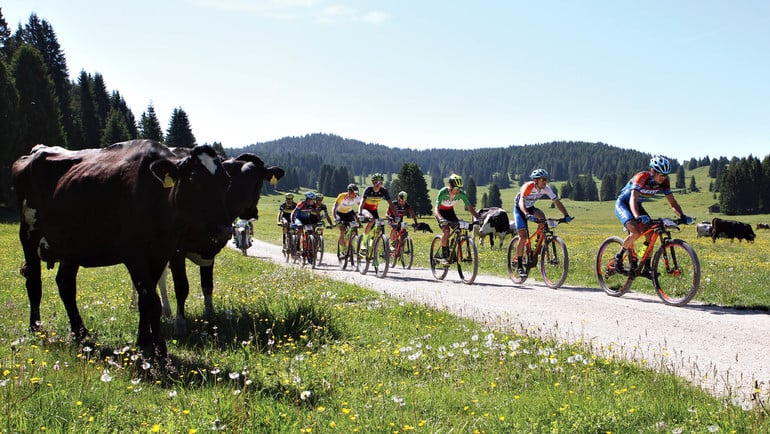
left=530, top=169, right=549, bottom=180
left=448, top=173, right=463, bottom=188
left=397, top=191, right=408, bottom=200
left=316, top=193, right=324, bottom=200
left=649, top=156, right=671, bottom=175
left=285, top=193, right=294, bottom=200
left=371, top=173, right=384, bottom=182
left=347, top=183, right=358, bottom=192
left=304, top=191, right=317, bottom=200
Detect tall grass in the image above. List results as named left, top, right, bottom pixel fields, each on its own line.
left=1, top=221, right=768, bottom=432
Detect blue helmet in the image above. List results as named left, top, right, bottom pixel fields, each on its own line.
left=530, top=169, right=549, bottom=180
left=304, top=191, right=317, bottom=200
left=649, top=156, right=671, bottom=175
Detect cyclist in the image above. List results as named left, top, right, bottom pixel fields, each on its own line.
left=433, top=174, right=479, bottom=263
left=332, top=183, right=362, bottom=248
left=290, top=191, right=320, bottom=250
left=314, top=193, right=335, bottom=228
left=611, top=156, right=692, bottom=274
left=513, top=169, right=573, bottom=277
left=387, top=191, right=420, bottom=244
left=277, top=192, right=296, bottom=250
left=358, top=173, right=396, bottom=252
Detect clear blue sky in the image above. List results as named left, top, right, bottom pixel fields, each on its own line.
left=5, top=0, right=769, bottom=162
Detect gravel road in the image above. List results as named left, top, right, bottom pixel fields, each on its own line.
left=243, top=238, right=770, bottom=402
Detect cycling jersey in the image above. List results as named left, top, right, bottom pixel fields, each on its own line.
left=360, top=186, right=392, bottom=212
left=291, top=199, right=318, bottom=225
left=278, top=201, right=295, bottom=222
left=617, top=171, right=672, bottom=203
left=333, top=192, right=361, bottom=214
left=515, top=181, right=558, bottom=211
left=387, top=199, right=414, bottom=221
left=435, top=187, right=471, bottom=211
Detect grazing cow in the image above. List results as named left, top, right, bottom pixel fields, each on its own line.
left=473, top=207, right=512, bottom=248
left=159, top=151, right=284, bottom=334
left=414, top=222, right=433, bottom=233
left=757, top=223, right=770, bottom=230
left=710, top=217, right=756, bottom=243
left=695, top=222, right=712, bottom=238
left=12, top=140, right=232, bottom=357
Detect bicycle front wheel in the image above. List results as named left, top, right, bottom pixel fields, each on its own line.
left=596, top=236, right=632, bottom=297
left=402, top=236, right=414, bottom=269
left=388, top=236, right=400, bottom=268
left=456, top=236, right=478, bottom=285
left=305, top=236, right=317, bottom=269
left=316, top=235, right=325, bottom=265
left=289, top=234, right=299, bottom=264
left=358, top=236, right=370, bottom=275
left=540, top=236, right=569, bottom=289
left=507, top=236, right=527, bottom=284
left=429, top=235, right=449, bottom=280
left=652, top=240, right=701, bottom=306
left=283, top=234, right=291, bottom=262
left=371, top=235, right=390, bottom=278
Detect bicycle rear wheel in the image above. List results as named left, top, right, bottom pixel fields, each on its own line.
left=283, top=233, right=291, bottom=262
left=316, top=235, right=324, bottom=265
left=388, top=236, right=400, bottom=268
left=429, top=235, right=449, bottom=280
left=596, top=236, right=632, bottom=296
left=652, top=240, right=700, bottom=306
left=507, top=236, right=527, bottom=284
left=456, top=236, right=478, bottom=285
left=358, top=236, right=370, bottom=275
left=540, top=236, right=569, bottom=289
left=370, top=235, right=390, bottom=278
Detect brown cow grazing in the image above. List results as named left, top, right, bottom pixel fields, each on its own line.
left=12, top=140, right=232, bottom=357
left=159, top=151, right=284, bottom=335
left=710, top=217, right=756, bottom=243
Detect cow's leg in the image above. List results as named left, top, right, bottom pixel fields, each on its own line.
left=19, top=232, right=43, bottom=332
left=127, top=263, right=167, bottom=357
left=200, top=263, right=215, bottom=318
left=55, top=263, right=88, bottom=340
left=168, top=252, right=189, bottom=336
left=157, top=265, right=172, bottom=318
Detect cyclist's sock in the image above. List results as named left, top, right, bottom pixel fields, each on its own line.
left=516, top=256, right=523, bottom=267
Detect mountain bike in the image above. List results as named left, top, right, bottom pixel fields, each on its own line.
left=313, top=223, right=331, bottom=265
left=285, top=223, right=298, bottom=263
left=232, top=218, right=252, bottom=256
left=293, top=223, right=317, bottom=269
left=507, top=217, right=570, bottom=288
left=388, top=218, right=415, bottom=269
left=429, top=220, right=478, bottom=284
left=336, top=220, right=360, bottom=271
left=357, top=218, right=390, bottom=278
left=596, top=217, right=700, bottom=306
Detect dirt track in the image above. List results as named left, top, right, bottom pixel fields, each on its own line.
left=243, top=238, right=770, bottom=402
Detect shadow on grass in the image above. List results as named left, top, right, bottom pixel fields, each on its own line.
left=0, top=206, right=19, bottom=223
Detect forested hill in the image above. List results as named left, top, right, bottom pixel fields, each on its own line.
left=229, top=133, right=656, bottom=187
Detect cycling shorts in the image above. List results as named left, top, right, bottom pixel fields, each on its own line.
left=615, top=199, right=648, bottom=226
left=513, top=206, right=538, bottom=231
left=359, top=209, right=380, bottom=221
left=337, top=210, right=357, bottom=223
left=436, top=208, right=458, bottom=227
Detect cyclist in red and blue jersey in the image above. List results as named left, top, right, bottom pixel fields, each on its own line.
left=433, top=174, right=479, bottom=262
left=290, top=191, right=320, bottom=249
left=358, top=173, right=397, bottom=251
left=513, top=169, right=573, bottom=277
left=387, top=191, right=419, bottom=242
left=611, top=156, right=692, bottom=272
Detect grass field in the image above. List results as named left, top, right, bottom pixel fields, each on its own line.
left=1, top=166, right=769, bottom=432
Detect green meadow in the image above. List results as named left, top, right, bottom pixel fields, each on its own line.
left=1, top=165, right=769, bottom=433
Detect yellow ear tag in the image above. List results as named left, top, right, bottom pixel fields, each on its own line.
left=269, top=175, right=278, bottom=185
left=162, top=174, right=176, bottom=188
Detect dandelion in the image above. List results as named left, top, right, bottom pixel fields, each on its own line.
left=300, top=390, right=312, bottom=401
left=100, top=369, right=113, bottom=382
left=392, top=396, right=405, bottom=406
left=168, top=390, right=177, bottom=398
left=151, top=424, right=160, bottom=432
left=228, top=372, right=240, bottom=380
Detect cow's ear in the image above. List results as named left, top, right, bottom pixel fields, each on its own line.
left=235, top=153, right=265, bottom=167
left=266, top=166, right=285, bottom=185
left=150, top=159, right=180, bottom=188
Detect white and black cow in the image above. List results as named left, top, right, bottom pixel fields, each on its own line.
left=695, top=221, right=712, bottom=238
left=12, top=140, right=232, bottom=357
left=711, top=217, right=756, bottom=243
left=473, top=207, right=512, bottom=248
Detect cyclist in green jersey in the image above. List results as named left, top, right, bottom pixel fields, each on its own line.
left=433, top=174, right=478, bottom=262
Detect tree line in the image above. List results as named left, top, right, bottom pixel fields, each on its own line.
left=0, top=10, right=220, bottom=206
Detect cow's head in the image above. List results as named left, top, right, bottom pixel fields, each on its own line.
left=151, top=145, right=232, bottom=260
left=225, top=153, right=285, bottom=221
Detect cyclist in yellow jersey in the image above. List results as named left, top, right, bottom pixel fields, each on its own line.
left=332, top=183, right=362, bottom=248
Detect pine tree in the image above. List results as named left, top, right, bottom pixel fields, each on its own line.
left=12, top=45, right=64, bottom=150
left=0, top=59, right=19, bottom=166
left=92, top=73, right=110, bottom=127
left=487, top=183, right=502, bottom=208
left=165, top=107, right=196, bottom=148
left=138, top=104, right=163, bottom=141
left=689, top=176, right=698, bottom=193
left=76, top=71, right=100, bottom=149
left=466, top=176, right=477, bottom=207
left=395, top=162, right=431, bottom=216
left=675, top=165, right=686, bottom=189
left=109, top=91, right=137, bottom=139
left=101, top=108, right=130, bottom=146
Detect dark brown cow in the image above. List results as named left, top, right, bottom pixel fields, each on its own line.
left=159, top=151, right=284, bottom=334
left=710, top=217, right=756, bottom=243
left=12, top=140, right=232, bottom=356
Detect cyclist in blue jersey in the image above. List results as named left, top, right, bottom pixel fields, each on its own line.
left=611, top=156, right=692, bottom=273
